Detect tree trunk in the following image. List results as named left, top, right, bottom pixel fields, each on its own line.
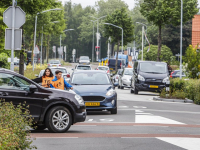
left=112, top=42, right=115, bottom=57
left=157, top=25, right=162, bottom=61
left=46, top=35, right=50, bottom=63
left=115, top=40, right=120, bottom=71
left=19, top=28, right=25, bottom=75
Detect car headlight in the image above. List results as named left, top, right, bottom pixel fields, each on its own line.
left=106, top=89, right=116, bottom=96
left=75, top=94, right=84, bottom=105
left=138, top=75, right=145, bottom=81
left=163, top=77, right=169, bottom=83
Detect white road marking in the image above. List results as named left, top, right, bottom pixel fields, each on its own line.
left=119, top=106, right=129, bottom=108
left=157, top=137, right=200, bottom=150
left=135, top=115, right=185, bottom=124
left=99, top=118, right=114, bottom=122
left=133, top=106, right=147, bottom=109
left=88, top=119, right=93, bottom=122
left=135, top=110, right=144, bottom=113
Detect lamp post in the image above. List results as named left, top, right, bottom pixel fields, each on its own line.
left=136, top=22, right=147, bottom=61
left=60, top=29, right=74, bottom=62
left=91, top=20, right=97, bottom=63
left=180, top=0, right=183, bottom=79
left=104, top=23, right=123, bottom=54
left=90, top=15, right=107, bottom=61
left=33, top=8, right=62, bottom=71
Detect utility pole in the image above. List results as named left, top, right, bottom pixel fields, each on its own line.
left=180, top=0, right=183, bottom=79
left=142, top=26, right=144, bottom=61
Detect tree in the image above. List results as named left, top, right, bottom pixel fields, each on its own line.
left=104, top=8, right=134, bottom=71
left=184, top=45, right=200, bottom=79
left=139, top=45, right=173, bottom=62
left=140, top=0, right=198, bottom=61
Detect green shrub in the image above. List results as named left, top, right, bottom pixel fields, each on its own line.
left=0, top=100, right=36, bottom=150
left=0, top=53, right=10, bottom=69
left=160, top=78, right=200, bottom=104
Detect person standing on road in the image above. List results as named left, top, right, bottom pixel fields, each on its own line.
left=32, top=68, right=54, bottom=88
left=50, top=70, right=73, bottom=90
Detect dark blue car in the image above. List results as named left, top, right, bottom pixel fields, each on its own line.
left=70, top=70, right=118, bottom=114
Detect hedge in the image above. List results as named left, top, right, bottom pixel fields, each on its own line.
left=0, top=100, right=36, bottom=150
left=160, top=78, right=200, bottom=104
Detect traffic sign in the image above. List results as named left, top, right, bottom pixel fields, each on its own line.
left=3, top=6, right=26, bottom=28
left=34, top=45, right=40, bottom=54
left=64, top=46, right=66, bottom=53
left=5, top=29, right=22, bottom=50
left=72, top=49, right=76, bottom=55
left=52, top=46, right=56, bottom=53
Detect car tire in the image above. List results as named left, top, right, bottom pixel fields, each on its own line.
left=120, top=86, right=124, bottom=89
left=45, top=106, right=72, bottom=133
left=111, top=107, right=117, bottom=114
left=130, top=88, right=134, bottom=93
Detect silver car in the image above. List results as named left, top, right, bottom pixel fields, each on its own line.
left=97, top=66, right=110, bottom=75
left=73, top=64, right=92, bottom=71
left=79, top=56, right=90, bottom=65
left=118, top=68, right=133, bottom=89
left=48, top=60, right=61, bottom=67
left=112, top=69, right=123, bottom=84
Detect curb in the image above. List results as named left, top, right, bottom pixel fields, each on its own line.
left=153, top=97, right=193, bottom=103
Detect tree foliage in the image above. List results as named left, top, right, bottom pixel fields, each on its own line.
left=140, top=0, right=198, bottom=61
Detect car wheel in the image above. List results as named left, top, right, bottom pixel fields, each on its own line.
left=134, top=86, right=139, bottom=94
left=111, top=107, right=117, bottom=114
left=45, top=106, right=72, bottom=133
left=120, top=86, right=124, bottom=89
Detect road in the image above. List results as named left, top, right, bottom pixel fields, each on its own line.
left=31, top=84, right=200, bottom=150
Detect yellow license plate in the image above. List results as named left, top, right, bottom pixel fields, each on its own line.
left=110, top=68, right=113, bottom=70
left=83, top=63, right=86, bottom=65
left=85, top=102, right=100, bottom=106
left=53, top=65, right=57, bottom=67
left=149, top=85, right=159, bottom=88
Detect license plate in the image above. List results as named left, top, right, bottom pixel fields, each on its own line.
left=83, top=63, right=86, bottom=65
left=110, top=68, right=113, bottom=70
left=53, top=65, right=57, bottom=67
left=149, top=85, right=159, bottom=88
left=85, top=102, right=100, bottom=106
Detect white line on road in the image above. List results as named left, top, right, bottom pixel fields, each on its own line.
left=88, top=119, right=93, bottom=122
left=119, top=106, right=129, bottom=108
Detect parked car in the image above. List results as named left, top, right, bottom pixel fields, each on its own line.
left=130, top=61, right=169, bottom=94
left=118, top=68, right=133, bottom=89
left=73, top=64, right=92, bottom=71
left=0, top=68, right=86, bottom=133
left=79, top=56, right=90, bottom=65
left=70, top=70, right=118, bottom=114
left=48, top=60, right=61, bottom=67
left=37, top=67, right=70, bottom=79
left=112, top=69, right=123, bottom=84
left=97, top=66, right=110, bottom=75
left=108, top=58, right=125, bottom=71
left=170, top=70, right=186, bottom=78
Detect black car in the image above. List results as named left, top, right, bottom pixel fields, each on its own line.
left=170, top=70, right=186, bottom=78
left=130, top=61, right=170, bottom=94
left=108, top=58, right=125, bottom=71
left=0, top=68, right=86, bottom=133
left=69, top=70, right=118, bottom=114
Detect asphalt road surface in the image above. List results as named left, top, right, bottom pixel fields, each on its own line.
left=31, top=86, right=200, bottom=150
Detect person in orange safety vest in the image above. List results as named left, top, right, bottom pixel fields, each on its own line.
left=32, top=68, right=54, bottom=88
left=50, top=70, right=73, bottom=90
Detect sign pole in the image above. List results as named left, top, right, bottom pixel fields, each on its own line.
left=33, top=15, right=37, bottom=71
left=40, top=26, right=43, bottom=66
left=11, top=0, right=15, bottom=71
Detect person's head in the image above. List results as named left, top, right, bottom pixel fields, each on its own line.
left=43, top=68, right=54, bottom=77
left=55, top=70, right=62, bottom=79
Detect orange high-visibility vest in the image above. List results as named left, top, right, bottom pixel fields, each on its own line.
left=52, top=77, right=65, bottom=90
left=42, top=76, right=54, bottom=88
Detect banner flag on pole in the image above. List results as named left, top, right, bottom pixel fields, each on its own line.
left=144, top=30, right=150, bottom=52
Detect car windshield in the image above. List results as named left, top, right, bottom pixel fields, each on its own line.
left=124, top=69, right=133, bottom=75
left=77, top=66, right=91, bottom=70
left=98, top=67, right=108, bottom=71
left=49, top=60, right=60, bottom=64
left=140, top=62, right=167, bottom=74
left=71, top=72, right=110, bottom=85
left=51, top=68, right=67, bottom=74
left=80, top=56, right=89, bottom=60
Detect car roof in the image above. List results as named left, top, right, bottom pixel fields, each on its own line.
left=74, top=70, right=106, bottom=74
left=124, top=68, right=133, bottom=70
left=77, top=64, right=91, bottom=67
left=49, top=67, right=66, bottom=69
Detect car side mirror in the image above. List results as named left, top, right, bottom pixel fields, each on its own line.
left=35, top=74, right=39, bottom=77
left=29, top=84, right=37, bottom=93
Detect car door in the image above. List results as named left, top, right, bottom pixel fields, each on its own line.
left=0, top=73, right=47, bottom=121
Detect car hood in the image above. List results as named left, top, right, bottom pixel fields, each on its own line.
left=139, top=71, right=168, bottom=79
left=73, top=85, right=112, bottom=96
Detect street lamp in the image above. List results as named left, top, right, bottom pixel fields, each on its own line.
left=60, top=29, right=74, bottom=62
left=33, top=8, right=62, bottom=71
left=136, top=22, right=147, bottom=61
left=180, top=0, right=183, bottom=79
left=91, top=20, right=97, bottom=63
left=40, top=21, right=60, bottom=66
left=90, top=15, right=107, bottom=60
left=104, top=23, right=123, bottom=54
